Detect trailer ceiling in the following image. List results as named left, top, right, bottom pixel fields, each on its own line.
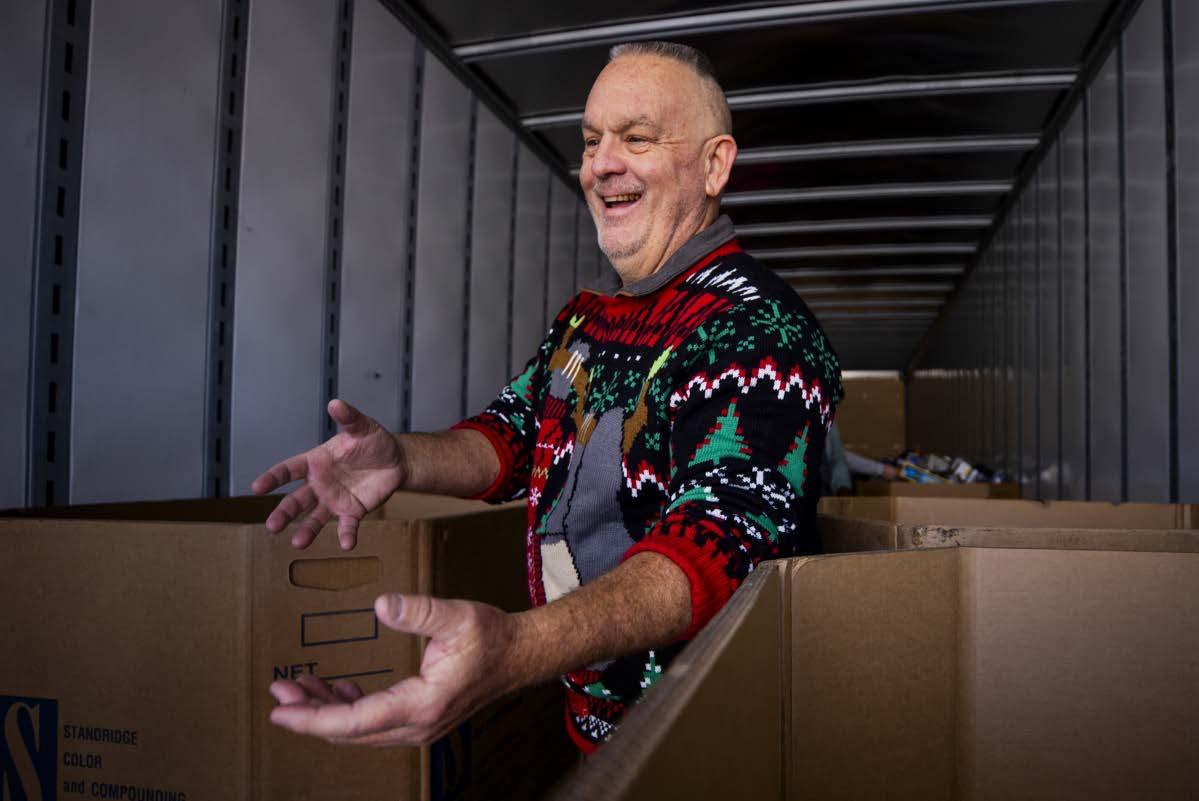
left=400, top=0, right=1119, bottom=370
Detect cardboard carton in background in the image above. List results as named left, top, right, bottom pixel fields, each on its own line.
left=554, top=547, right=1199, bottom=801
left=0, top=493, right=575, bottom=801
left=834, top=375, right=905, bottom=459
left=854, top=479, right=1020, bottom=499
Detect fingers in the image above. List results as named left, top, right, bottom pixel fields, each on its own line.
left=337, top=516, right=360, bottom=551
left=264, top=485, right=318, bottom=534
left=327, top=399, right=374, bottom=438
left=252, top=454, right=310, bottom=495
left=331, top=679, right=365, bottom=703
left=270, top=677, right=429, bottom=740
left=291, top=506, right=332, bottom=550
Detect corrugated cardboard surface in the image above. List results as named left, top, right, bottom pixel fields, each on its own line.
left=546, top=566, right=785, bottom=801
left=855, top=480, right=1021, bottom=499
left=790, top=549, right=960, bottom=801
left=835, top=377, right=906, bottom=459
left=0, top=496, right=567, bottom=801
left=1, top=520, right=254, bottom=800
left=819, top=496, right=1198, bottom=529
left=956, top=548, right=1199, bottom=800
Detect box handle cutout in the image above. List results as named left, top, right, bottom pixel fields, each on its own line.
left=289, top=557, right=382, bottom=591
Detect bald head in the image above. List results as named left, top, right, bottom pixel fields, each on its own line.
left=608, top=41, right=732, bottom=137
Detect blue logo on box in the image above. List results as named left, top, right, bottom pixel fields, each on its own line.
left=0, top=696, right=57, bottom=801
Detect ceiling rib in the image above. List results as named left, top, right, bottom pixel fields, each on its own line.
left=523, top=70, right=1075, bottom=129
left=569, top=135, right=1039, bottom=174
left=796, top=282, right=956, bottom=294
left=807, top=298, right=946, bottom=309
left=454, top=0, right=1080, bottom=61
left=815, top=310, right=939, bottom=319
left=722, top=180, right=1012, bottom=206
left=751, top=243, right=976, bottom=259
left=777, top=266, right=965, bottom=278
left=735, top=216, right=991, bottom=236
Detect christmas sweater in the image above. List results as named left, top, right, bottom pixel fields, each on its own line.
left=453, top=215, right=842, bottom=752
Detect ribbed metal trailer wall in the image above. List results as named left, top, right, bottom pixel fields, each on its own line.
left=911, top=0, right=1197, bottom=503
left=1, top=0, right=598, bottom=506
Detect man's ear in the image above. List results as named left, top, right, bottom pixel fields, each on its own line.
left=703, top=135, right=738, bottom=198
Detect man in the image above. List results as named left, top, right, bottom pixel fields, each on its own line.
left=256, top=41, right=842, bottom=752
left=823, top=422, right=900, bottom=495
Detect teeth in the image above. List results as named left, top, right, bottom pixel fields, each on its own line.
left=604, top=194, right=641, bottom=204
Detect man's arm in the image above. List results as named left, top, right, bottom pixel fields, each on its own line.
left=268, top=551, right=691, bottom=746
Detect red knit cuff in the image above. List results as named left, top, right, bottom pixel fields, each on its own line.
left=450, top=419, right=513, bottom=501
left=622, top=525, right=737, bottom=642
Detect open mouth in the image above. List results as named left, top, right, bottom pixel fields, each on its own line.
left=601, top=192, right=642, bottom=209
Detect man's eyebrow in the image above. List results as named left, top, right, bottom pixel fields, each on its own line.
left=581, top=115, right=661, bottom=135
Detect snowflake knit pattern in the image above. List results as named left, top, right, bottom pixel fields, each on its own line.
left=454, top=228, right=842, bottom=752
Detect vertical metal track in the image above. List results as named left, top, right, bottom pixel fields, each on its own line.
left=400, top=44, right=424, bottom=432
left=542, top=177, right=553, bottom=334
left=505, top=146, right=520, bottom=377
left=1162, top=0, right=1180, bottom=503
left=1082, top=94, right=1093, bottom=500
left=321, top=0, right=354, bottom=439
left=205, top=0, right=249, bottom=498
left=1056, top=149, right=1066, bottom=499
left=461, top=97, right=478, bottom=421
left=1116, top=40, right=1130, bottom=502
left=1032, top=178, right=1041, bottom=500
left=28, top=0, right=91, bottom=507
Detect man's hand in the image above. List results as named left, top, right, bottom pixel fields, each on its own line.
left=269, top=594, right=524, bottom=747
left=252, top=399, right=405, bottom=550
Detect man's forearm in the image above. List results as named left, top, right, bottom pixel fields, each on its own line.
left=395, top=428, right=500, bottom=497
left=496, top=552, right=692, bottom=693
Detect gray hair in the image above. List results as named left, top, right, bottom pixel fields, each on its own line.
left=608, top=41, right=732, bottom=134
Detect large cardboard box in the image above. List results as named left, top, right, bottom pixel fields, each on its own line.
left=854, top=479, right=1020, bottom=499
left=818, top=496, right=1199, bottom=553
left=552, top=547, right=1199, bottom=801
left=0, top=493, right=575, bottom=801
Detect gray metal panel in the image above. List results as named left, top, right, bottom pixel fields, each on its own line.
left=1037, top=147, right=1060, bottom=500
left=1178, top=0, right=1199, bottom=502
left=338, top=1, right=416, bottom=432
left=232, top=0, right=337, bottom=495
left=0, top=1, right=45, bottom=508
left=1087, top=52, right=1123, bottom=502
left=510, top=144, right=550, bottom=374
left=1122, top=2, right=1171, bottom=502
left=575, top=203, right=598, bottom=293
left=410, top=57, right=472, bottom=432
left=546, top=179, right=578, bottom=323
left=1060, top=105, right=1087, bottom=500
left=1005, top=219, right=1021, bottom=478
left=71, top=0, right=222, bottom=503
left=466, top=105, right=517, bottom=415
left=1021, top=188, right=1038, bottom=497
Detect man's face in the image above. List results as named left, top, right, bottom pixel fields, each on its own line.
left=579, top=55, right=720, bottom=281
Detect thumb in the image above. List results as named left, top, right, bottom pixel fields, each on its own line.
left=375, top=594, right=460, bottom=640
left=328, top=398, right=374, bottom=438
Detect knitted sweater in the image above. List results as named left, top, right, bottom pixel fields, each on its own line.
left=453, top=216, right=842, bottom=751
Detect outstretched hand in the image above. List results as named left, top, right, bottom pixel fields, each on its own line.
left=268, top=594, right=526, bottom=746
left=252, top=399, right=405, bottom=550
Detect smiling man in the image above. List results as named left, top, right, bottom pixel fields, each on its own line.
left=258, top=41, right=842, bottom=752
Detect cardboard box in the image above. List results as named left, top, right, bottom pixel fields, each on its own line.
left=833, top=376, right=905, bottom=459
left=818, top=496, right=1199, bottom=553
left=552, top=548, right=1199, bottom=801
left=0, top=493, right=575, bottom=801
left=854, top=479, right=1020, bottom=499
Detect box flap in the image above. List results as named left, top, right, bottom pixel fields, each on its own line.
left=956, top=548, right=1199, bottom=801
left=788, top=549, right=959, bottom=801
left=550, top=564, right=785, bottom=801
left=900, top=524, right=1199, bottom=553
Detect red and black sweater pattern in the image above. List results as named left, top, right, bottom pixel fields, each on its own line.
left=454, top=240, right=842, bottom=751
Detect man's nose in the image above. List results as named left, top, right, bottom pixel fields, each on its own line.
left=589, top=135, right=626, bottom=178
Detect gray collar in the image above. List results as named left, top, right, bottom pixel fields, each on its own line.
left=586, top=215, right=737, bottom=298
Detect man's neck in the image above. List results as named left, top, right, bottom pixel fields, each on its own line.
left=613, top=204, right=720, bottom=287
